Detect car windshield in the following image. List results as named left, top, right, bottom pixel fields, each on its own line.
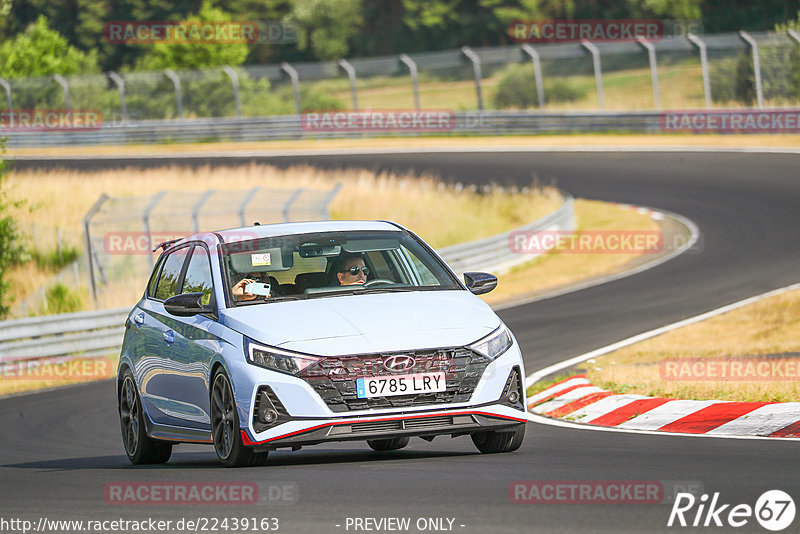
left=220, top=230, right=461, bottom=306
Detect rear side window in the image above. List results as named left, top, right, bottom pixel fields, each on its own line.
left=182, top=246, right=214, bottom=306
left=154, top=248, right=190, bottom=301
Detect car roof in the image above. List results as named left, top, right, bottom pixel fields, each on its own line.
left=168, top=220, right=404, bottom=250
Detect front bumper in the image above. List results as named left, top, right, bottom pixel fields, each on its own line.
left=233, top=338, right=526, bottom=449
left=241, top=405, right=527, bottom=451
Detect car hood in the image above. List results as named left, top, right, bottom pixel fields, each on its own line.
left=220, top=290, right=500, bottom=355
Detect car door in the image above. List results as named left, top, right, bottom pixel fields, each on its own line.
left=137, top=244, right=194, bottom=427
left=157, top=244, right=222, bottom=430
left=126, top=254, right=172, bottom=422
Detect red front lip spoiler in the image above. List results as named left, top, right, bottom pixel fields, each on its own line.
left=241, top=410, right=527, bottom=446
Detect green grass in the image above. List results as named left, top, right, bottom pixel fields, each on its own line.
left=30, top=246, right=80, bottom=270
left=293, top=61, right=711, bottom=112
left=526, top=373, right=578, bottom=398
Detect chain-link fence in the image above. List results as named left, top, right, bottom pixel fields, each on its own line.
left=81, top=185, right=341, bottom=309
left=2, top=31, right=799, bottom=124
left=8, top=186, right=340, bottom=317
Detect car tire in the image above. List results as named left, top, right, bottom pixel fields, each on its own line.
left=470, top=424, right=526, bottom=454
left=119, top=370, right=173, bottom=465
left=366, top=437, right=410, bottom=451
left=210, top=369, right=269, bottom=468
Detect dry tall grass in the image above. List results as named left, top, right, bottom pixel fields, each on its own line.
left=3, top=164, right=560, bottom=310
left=4, top=163, right=559, bottom=249
left=480, top=199, right=661, bottom=305
left=587, top=289, right=800, bottom=402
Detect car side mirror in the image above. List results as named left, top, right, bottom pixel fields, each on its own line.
left=463, top=272, right=497, bottom=295
left=164, top=292, right=214, bottom=316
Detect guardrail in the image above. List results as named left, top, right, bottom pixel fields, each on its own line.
left=3, top=112, right=669, bottom=147
left=439, top=194, right=574, bottom=275
left=0, top=195, right=574, bottom=365
left=0, top=307, right=128, bottom=362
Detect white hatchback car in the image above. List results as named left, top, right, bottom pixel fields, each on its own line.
left=117, top=220, right=527, bottom=467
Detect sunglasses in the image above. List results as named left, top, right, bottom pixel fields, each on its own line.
left=342, top=266, right=370, bottom=275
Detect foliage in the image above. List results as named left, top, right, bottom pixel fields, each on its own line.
left=492, top=63, right=588, bottom=109
left=4, top=1, right=800, bottom=72
left=30, top=246, right=81, bottom=271
left=0, top=150, right=26, bottom=319
left=710, top=44, right=800, bottom=106
left=288, top=0, right=364, bottom=60
left=0, top=16, right=99, bottom=78
left=134, top=2, right=250, bottom=71
left=41, top=282, right=84, bottom=314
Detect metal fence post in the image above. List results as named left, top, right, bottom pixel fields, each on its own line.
left=238, top=187, right=261, bottom=226
left=321, top=183, right=342, bottom=220
left=222, top=66, right=241, bottom=118
left=637, top=38, right=661, bottom=109
left=399, top=54, right=421, bottom=110
left=521, top=44, right=545, bottom=108
left=0, top=77, right=12, bottom=122
left=192, top=189, right=216, bottom=233
left=280, top=62, right=302, bottom=115
left=581, top=41, right=604, bottom=109
left=164, top=69, right=183, bottom=119
left=338, top=59, right=358, bottom=109
left=82, top=194, right=108, bottom=306
left=687, top=33, right=712, bottom=108
left=282, top=188, right=305, bottom=222
left=460, top=46, right=484, bottom=111
left=53, top=74, right=71, bottom=112
left=739, top=31, right=763, bottom=108
left=142, top=191, right=167, bottom=263
left=108, top=72, right=127, bottom=125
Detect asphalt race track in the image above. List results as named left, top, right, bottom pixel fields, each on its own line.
left=3, top=151, right=800, bottom=533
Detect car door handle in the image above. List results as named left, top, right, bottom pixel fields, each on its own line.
left=134, top=313, right=144, bottom=327
left=163, top=330, right=174, bottom=344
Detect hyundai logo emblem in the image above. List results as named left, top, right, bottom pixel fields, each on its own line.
left=383, top=355, right=416, bottom=372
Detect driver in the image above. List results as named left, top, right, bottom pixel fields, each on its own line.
left=232, top=273, right=271, bottom=301
left=334, top=254, right=369, bottom=286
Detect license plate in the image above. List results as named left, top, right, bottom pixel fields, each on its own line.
left=356, top=372, right=446, bottom=399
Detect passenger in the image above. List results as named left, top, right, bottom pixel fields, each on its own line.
left=333, top=255, right=369, bottom=286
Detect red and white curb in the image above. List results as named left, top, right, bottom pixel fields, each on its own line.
left=528, top=374, right=800, bottom=438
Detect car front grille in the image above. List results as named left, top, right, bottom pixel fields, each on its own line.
left=299, top=348, right=491, bottom=412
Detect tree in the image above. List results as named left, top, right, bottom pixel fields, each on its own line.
left=134, top=2, right=250, bottom=70
left=288, top=0, right=364, bottom=60
left=0, top=148, right=25, bottom=319
left=0, top=16, right=99, bottom=78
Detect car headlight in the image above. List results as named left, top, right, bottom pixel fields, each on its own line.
left=469, top=325, right=513, bottom=360
left=245, top=337, right=320, bottom=376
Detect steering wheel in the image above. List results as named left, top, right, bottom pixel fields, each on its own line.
left=364, top=279, right=395, bottom=287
